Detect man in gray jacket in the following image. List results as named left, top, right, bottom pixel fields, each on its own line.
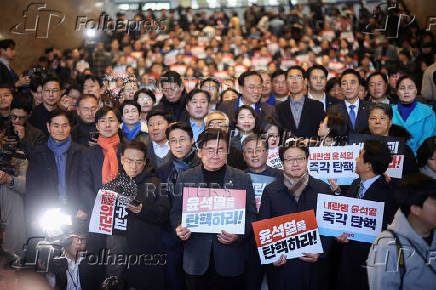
left=366, top=173, right=436, bottom=289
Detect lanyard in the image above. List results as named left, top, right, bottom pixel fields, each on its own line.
left=67, top=267, right=80, bottom=290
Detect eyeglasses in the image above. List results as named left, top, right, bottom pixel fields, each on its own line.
left=208, top=121, right=228, bottom=128
left=10, top=114, right=27, bottom=121
left=203, top=147, right=227, bottom=156
left=283, top=156, right=306, bottom=163
left=138, top=96, right=153, bottom=102
left=288, top=76, right=303, bottom=81
left=245, top=148, right=265, bottom=155
left=72, top=236, right=87, bottom=243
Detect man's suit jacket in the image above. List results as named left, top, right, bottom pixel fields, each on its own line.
left=170, top=165, right=256, bottom=277
left=0, top=62, right=17, bottom=86
left=215, top=97, right=277, bottom=128
left=327, top=100, right=370, bottom=134
left=275, top=96, right=325, bottom=138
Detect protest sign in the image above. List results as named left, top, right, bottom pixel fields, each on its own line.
left=181, top=187, right=246, bottom=234
left=316, top=193, right=385, bottom=243
left=248, top=174, right=277, bottom=212
left=349, top=134, right=405, bottom=178
left=308, top=145, right=360, bottom=185
left=252, top=210, right=323, bottom=264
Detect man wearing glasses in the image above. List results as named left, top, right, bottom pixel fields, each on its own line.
left=29, top=77, right=61, bottom=136
left=170, top=128, right=256, bottom=290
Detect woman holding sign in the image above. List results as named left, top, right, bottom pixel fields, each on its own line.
left=258, top=142, right=334, bottom=290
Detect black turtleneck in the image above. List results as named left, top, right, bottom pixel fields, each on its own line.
left=202, top=164, right=227, bottom=188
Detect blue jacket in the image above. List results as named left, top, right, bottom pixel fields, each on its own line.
left=392, top=102, right=436, bottom=154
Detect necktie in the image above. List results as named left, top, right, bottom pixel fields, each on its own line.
left=358, top=181, right=365, bottom=199
left=349, top=104, right=356, bottom=129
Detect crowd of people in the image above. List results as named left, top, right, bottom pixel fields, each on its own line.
left=0, top=1, right=436, bottom=290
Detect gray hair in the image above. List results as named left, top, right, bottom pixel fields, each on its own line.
left=241, top=134, right=268, bottom=151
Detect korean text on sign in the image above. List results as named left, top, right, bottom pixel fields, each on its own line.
left=316, top=194, right=385, bottom=243
left=252, top=210, right=324, bottom=264
left=89, top=190, right=118, bottom=235
left=181, top=187, right=246, bottom=234
left=308, top=145, right=360, bottom=180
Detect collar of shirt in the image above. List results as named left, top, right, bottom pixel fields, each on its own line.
left=238, top=97, right=256, bottom=110
left=345, top=98, right=360, bottom=112
left=289, top=95, right=305, bottom=106
left=190, top=118, right=205, bottom=130
left=66, top=256, right=83, bottom=290
left=308, top=93, right=326, bottom=110
left=361, top=174, right=381, bottom=194
left=0, top=57, right=10, bottom=70
left=152, top=140, right=170, bottom=158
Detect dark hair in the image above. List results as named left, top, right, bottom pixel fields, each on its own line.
left=362, top=140, right=392, bottom=175
left=166, top=122, right=194, bottom=139
left=10, top=93, right=32, bottom=113
left=42, top=76, right=61, bottom=87
left=417, top=136, right=436, bottom=168
left=279, top=140, right=310, bottom=162
left=95, top=106, right=121, bottom=123
left=241, top=134, right=267, bottom=151
left=287, top=65, right=306, bottom=79
left=367, top=71, right=388, bottom=84
left=77, top=94, right=98, bottom=108
left=307, top=65, right=328, bottom=78
left=271, top=69, right=287, bottom=81
left=134, top=88, right=156, bottom=104
left=0, top=83, right=13, bottom=91
left=187, top=88, right=210, bottom=102
left=83, top=75, right=102, bottom=88
left=121, top=100, right=141, bottom=115
left=146, top=108, right=172, bottom=124
left=121, top=139, right=147, bottom=157
left=397, top=173, right=436, bottom=217
left=47, top=109, right=73, bottom=125
left=160, top=71, right=182, bottom=86
left=200, top=77, right=220, bottom=90
left=359, top=77, right=367, bottom=89
left=197, top=128, right=229, bottom=149
left=325, top=112, right=349, bottom=144
left=235, top=105, right=261, bottom=134
left=238, top=71, right=262, bottom=87
left=326, top=77, right=341, bottom=93
left=396, top=75, right=417, bottom=90
left=220, top=88, right=238, bottom=99
left=66, top=84, right=82, bottom=95
left=369, top=103, right=393, bottom=120
left=340, top=69, right=360, bottom=82
left=30, top=78, right=43, bottom=93
left=0, top=39, right=15, bottom=50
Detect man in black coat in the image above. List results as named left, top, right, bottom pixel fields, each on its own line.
left=258, top=142, right=334, bottom=290
left=0, top=39, right=30, bottom=88
left=170, top=129, right=256, bottom=290
left=335, top=140, right=398, bottom=290
left=328, top=69, right=370, bottom=134
left=216, top=71, right=277, bottom=128
left=25, top=110, right=86, bottom=236
left=154, top=71, right=188, bottom=122
left=71, top=94, right=98, bottom=147
left=276, top=65, right=325, bottom=138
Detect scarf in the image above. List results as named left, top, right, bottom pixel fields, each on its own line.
left=420, top=165, right=436, bottom=180
left=283, top=172, right=309, bottom=202
left=47, top=136, right=72, bottom=201
left=122, top=121, right=141, bottom=141
left=398, top=99, right=417, bottom=122
left=98, top=134, right=120, bottom=184
left=173, top=147, right=197, bottom=173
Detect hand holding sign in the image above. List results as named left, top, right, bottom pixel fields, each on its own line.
left=217, top=230, right=238, bottom=244
left=299, top=253, right=320, bottom=263
left=176, top=225, right=192, bottom=241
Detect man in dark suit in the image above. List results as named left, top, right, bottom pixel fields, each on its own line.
left=276, top=65, right=325, bottom=138
left=328, top=69, right=371, bottom=134
left=307, top=65, right=339, bottom=112
left=216, top=71, right=276, bottom=128
left=367, top=71, right=398, bottom=105
left=335, top=140, right=398, bottom=290
left=0, top=39, right=30, bottom=88
left=170, top=128, right=256, bottom=290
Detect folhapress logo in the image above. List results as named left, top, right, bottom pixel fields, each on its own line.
left=10, top=3, right=65, bottom=39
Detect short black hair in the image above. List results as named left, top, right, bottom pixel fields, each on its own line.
left=325, top=112, right=349, bottom=142
left=396, top=75, right=417, bottom=90
left=397, top=173, right=436, bottom=217
left=307, top=65, right=328, bottom=78
left=271, top=69, right=287, bottom=81
left=235, top=105, right=261, bottom=134
left=287, top=65, right=306, bottom=79
left=160, top=71, right=182, bottom=86
left=326, top=77, right=341, bottom=93
left=367, top=71, right=388, bottom=84
left=134, top=88, right=156, bottom=104
left=0, top=83, right=13, bottom=92
left=166, top=122, right=194, bottom=139
left=362, top=140, right=392, bottom=175
left=42, top=76, right=61, bottom=87
left=77, top=94, right=98, bottom=108
left=121, top=100, right=141, bottom=115
left=95, top=106, right=121, bottom=123
left=47, top=109, right=73, bottom=125
left=30, top=77, right=43, bottom=93
left=417, top=136, right=436, bottom=168
left=197, top=128, right=229, bottom=149
left=200, top=77, right=220, bottom=90
left=0, top=39, right=15, bottom=50
left=340, top=69, right=360, bottom=82
left=187, top=88, right=210, bottom=102
left=82, top=75, right=102, bottom=87
left=238, top=71, right=262, bottom=87
left=121, top=139, right=147, bottom=157
left=279, top=140, right=310, bottom=162
left=146, top=108, right=172, bottom=124
left=369, top=103, right=393, bottom=120
left=10, top=93, right=32, bottom=113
